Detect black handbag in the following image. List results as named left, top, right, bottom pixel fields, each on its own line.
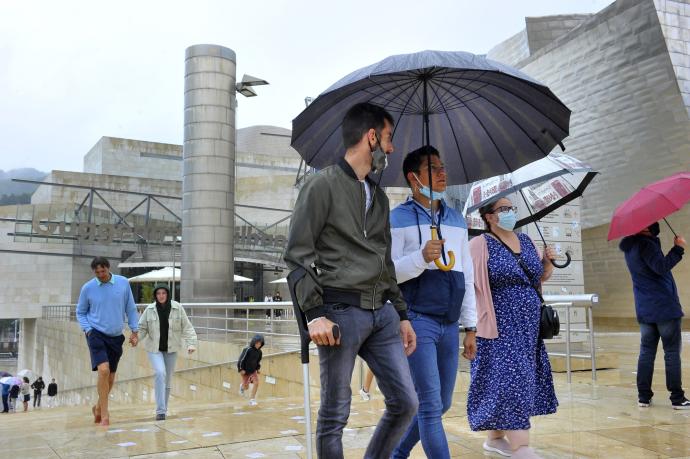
left=489, top=233, right=560, bottom=340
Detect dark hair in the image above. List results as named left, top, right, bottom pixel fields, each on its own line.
left=341, top=103, right=394, bottom=149
left=402, top=145, right=440, bottom=187
left=478, top=200, right=499, bottom=226
left=23, top=377, right=29, bottom=383
left=90, top=256, right=110, bottom=270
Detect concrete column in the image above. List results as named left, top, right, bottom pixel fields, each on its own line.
left=182, top=44, right=236, bottom=302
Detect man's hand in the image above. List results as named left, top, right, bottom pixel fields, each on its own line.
left=422, top=239, right=446, bottom=263
left=462, top=332, right=477, bottom=360
left=400, top=320, right=417, bottom=356
left=308, top=317, right=341, bottom=346
left=129, top=332, right=138, bottom=347
left=675, top=235, right=687, bottom=249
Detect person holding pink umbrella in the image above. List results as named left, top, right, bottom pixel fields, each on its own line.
left=611, top=172, right=690, bottom=409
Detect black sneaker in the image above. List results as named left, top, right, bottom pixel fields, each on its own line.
left=638, top=399, right=651, bottom=408
left=672, top=399, right=690, bottom=410
left=155, top=414, right=166, bottom=420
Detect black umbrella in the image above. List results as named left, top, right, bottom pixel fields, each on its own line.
left=292, top=50, right=571, bottom=270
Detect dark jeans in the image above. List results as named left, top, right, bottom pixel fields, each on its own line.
left=638, top=318, right=685, bottom=403
left=316, top=302, right=418, bottom=459
left=393, top=312, right=459, bottom=459
left=33, top=391, right=41, bottom=407
left=1, top=393, right=8, bottom=412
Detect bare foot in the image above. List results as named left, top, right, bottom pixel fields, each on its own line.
left=99, top=417, right=110, bottom=427
left=92, top=405, right=101, bottom=424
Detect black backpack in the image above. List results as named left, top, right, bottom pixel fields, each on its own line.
left=9, top=385, right=19, bottom=397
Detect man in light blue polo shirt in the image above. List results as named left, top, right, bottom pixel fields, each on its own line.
left=77, top=256, right=139, bottom=426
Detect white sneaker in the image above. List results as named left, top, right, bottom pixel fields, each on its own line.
left=359, top=388, right=371, bottom=401
left=483, top=438, right=512, bottom=457
left=248, top=399, right=258, bottom=406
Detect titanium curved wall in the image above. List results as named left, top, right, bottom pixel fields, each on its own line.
left=182, top=44, right=236, bottom=302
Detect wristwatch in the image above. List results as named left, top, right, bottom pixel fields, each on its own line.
left=463, top=327, right=477, bottom=333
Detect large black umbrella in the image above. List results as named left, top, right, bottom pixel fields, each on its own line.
left=291, top=49, right=571, bottom=270
left=292, top=50, right=571, bottom=187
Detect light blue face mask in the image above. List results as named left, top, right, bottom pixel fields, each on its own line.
left=413, top=173, right=446, bottom=201
left=497, top=209, right=517, bottom=231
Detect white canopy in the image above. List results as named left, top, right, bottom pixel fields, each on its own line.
left=269, top=277, right=288, bottom=284
left=128, top=267, right=252, bottom=283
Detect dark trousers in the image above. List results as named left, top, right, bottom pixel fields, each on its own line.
left=638, top=318, right=685, bottom=404
left=33, top=390, right=41, bottom=407
left=1, top=393, right=8, bottom=412
left=315, top=302, right=418, bottom=459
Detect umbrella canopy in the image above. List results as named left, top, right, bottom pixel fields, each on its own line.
left=0, top=371, right=11, bottom=378
left=129, top=268, right=253, bottom=283
left=291, top=49, right=571, bottom=187
left=0, top=376, right=21, bottom=386
left=269, top=277, right=288, bottom=284
left=464, top=152, right=598, bottom=230
left=608, top=172, right=690, bottom=240
left=16, top=369, right=33, bottom=379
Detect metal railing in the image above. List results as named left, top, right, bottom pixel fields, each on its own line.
left=543, top=294, right=599, bottom=383
left=42, top=301, right=301, bottom=352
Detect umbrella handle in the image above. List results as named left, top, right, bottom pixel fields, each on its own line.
left=550, top=251, right=572, bottom=269
left=430, top=226, right=455, bottom=271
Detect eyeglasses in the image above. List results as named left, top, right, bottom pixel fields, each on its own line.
left=491, top=206, right=517, bottom=214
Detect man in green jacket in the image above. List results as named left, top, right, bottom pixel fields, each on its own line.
left=285, top=102, right=418, bottom=459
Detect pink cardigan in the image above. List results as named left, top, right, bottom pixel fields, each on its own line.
left=469, top=234, right=542, bottom=339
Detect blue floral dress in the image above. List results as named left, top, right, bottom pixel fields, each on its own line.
left=467, top=233, right=558, bottom=431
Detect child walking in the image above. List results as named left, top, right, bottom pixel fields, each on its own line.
left=237, top=334, right=264, bottom=406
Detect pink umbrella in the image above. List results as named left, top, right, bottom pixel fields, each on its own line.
left=608, top=172, right=690, bottom=240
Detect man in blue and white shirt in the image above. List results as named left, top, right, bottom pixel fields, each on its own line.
left=76, top=256, right=139, bottom=426
left=390, top=145, right=477, bottom=459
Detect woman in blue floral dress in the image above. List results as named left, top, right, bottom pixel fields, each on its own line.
left=467, top=197, right=558, bottom=459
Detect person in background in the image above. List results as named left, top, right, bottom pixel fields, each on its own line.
left=237, top=334, right=264, bottom=406
left=1, top=382, right=9, bottom=413
left=619, top=222, right=689, bottom=409
left=272, top=291, right=283, bottom=318
left=31, top=376, right=45, bottom=408
left=468, top=197, right=558, bottom=459
left=76, top=256, right=139, bottom=426
left=9, top=383, right=19, bottom=412
left=359, top=366, right=375, bottom=401
left=20, top=377, right=30, bottom=412
left=138, top=283, right=198, bottom=421
left=47, top=378, right=58, bottom=408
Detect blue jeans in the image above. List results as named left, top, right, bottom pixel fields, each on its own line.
left=147, top=351, right=178, bottom=415
left=316, top=302, right=418, bottom=459
left=638, top=318, right=685, bottom=404
left=392, top=312, right=459, bottom=459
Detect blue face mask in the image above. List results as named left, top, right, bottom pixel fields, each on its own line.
left=497, top=209, right=517, bottom=231
left=413, top=174, right=446, bottom=201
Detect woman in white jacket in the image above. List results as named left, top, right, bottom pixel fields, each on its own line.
left=138, top=284, right=198, bottom=420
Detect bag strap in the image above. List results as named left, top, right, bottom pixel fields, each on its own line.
left=489, top=232, right=545, bottom=305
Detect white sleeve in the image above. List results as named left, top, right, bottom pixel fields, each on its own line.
left=391, top=226, right=428, bottom=284
left=459, top=231, right=477, bottom=328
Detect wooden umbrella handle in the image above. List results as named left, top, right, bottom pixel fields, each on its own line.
left=430, top=226, right=455, bottom=271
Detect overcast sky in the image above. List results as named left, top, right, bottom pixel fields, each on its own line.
left=0, top=0, right=613, bottom=173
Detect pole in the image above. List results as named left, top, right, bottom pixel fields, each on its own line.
left=171, top=237, right=176, bottom=302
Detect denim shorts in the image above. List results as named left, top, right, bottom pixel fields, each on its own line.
left=86, top=329, right=125, bottom=372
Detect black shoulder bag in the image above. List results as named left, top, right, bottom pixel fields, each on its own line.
left=489, top=233, right=560, bottom=340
